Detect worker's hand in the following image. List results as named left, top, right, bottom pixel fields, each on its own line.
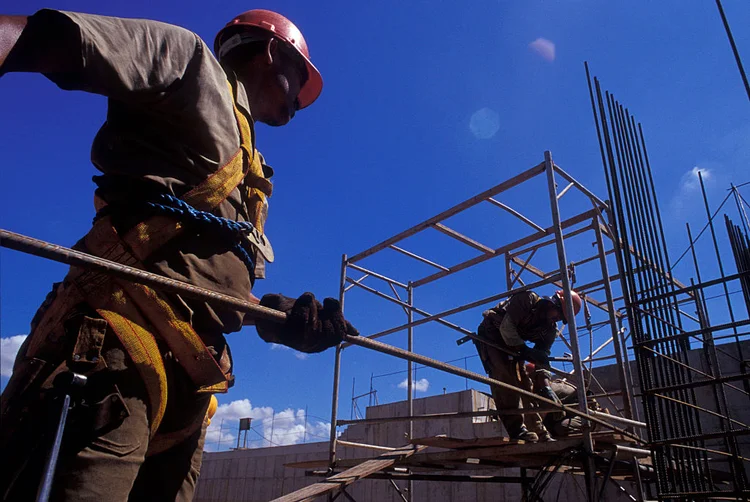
left=536, top=385, right=559, bottom=404
left=256, top=293, right=359, bottom=353
left=519, top=345, right=550, bottom=366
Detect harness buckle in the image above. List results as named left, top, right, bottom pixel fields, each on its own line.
left=244, top=228, right=274, bottom=263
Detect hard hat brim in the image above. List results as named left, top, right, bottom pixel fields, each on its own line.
left=297, top=54, right=322, bottom=109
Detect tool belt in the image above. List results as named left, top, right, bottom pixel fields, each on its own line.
left=3, top=80, right=269, bottom=440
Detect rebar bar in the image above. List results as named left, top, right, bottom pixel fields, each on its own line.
left=715, top=0, right=750, bottom=102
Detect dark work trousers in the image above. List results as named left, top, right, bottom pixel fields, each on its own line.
left=1, top=306, right=212, bottom=502
left=474, top=326, right=547, bottom=438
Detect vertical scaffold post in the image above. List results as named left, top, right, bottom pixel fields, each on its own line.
left=407, top=282, right=414, bottom=501
left=593, top=217, right=634, bottom=422
left=327, top=254, right=348, bottom=480
left=544, top=151, right=597, bottom=500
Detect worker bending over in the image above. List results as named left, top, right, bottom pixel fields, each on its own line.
left=474, top=289, right=581, bottom=442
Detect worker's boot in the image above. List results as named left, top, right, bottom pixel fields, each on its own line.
left=511, top=427, right=538, bottom=443
left=537, top=430, right=557, bottom=442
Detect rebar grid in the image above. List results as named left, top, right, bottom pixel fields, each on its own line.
left=587, top=64, right=750, bottom=500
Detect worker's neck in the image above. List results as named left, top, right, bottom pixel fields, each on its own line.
left=236, top=71, right=266, bottom=117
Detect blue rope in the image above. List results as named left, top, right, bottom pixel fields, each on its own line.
left=145, top=194, right=256, bottom=236
left=149, top=194, right=257, bottom=277
left=99, top=193, right=257, bottom=279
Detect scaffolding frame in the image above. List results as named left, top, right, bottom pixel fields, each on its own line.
left=325, top=151, right=661, bottom=501
left=4, top=151, right=744, bottom=500
left=3, top=157, right=746, bottom=500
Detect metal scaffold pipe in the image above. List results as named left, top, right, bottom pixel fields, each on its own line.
left=0, top=228, right=286, bottom=323
left=0, top=227, right=642, bottom=443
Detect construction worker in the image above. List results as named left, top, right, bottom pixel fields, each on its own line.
left=0, top=8, right=356, bottom=501
left=474, top=289, right=582, bottom=442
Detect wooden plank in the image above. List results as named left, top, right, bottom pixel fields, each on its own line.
left=404, top=437, right=584, bottom=466
left=412, top=432, right=636, bottom=451
left=271, top=444, right=425, bottom=502
left=410, top=434, right=523, bottom=450
left=590, top=432, right=637, bottom=445
left=285, top=434, right=636, bottom=471
left=337, top=440, right=398, bottom=452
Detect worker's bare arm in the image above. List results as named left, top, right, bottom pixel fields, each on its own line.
left=0, top=15, right=26, bottom=69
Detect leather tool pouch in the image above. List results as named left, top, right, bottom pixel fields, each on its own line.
left=67, top=315, right=108, bottom=371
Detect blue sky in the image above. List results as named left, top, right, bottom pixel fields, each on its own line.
left=1, top=1, right=749, bottom=449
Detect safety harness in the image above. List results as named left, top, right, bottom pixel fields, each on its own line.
left=17, top=79, right=270, bottom=440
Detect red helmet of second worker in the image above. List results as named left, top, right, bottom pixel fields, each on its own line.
left=214, top=9, right=323, bottom=109
left=551, top=289, right=582, bottom=324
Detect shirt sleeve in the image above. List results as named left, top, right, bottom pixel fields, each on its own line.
left=18, top=9, right=240, bottom=173
left=532, top=327, right=558, bottom=354
left=28, top=9, right=203, bottom=104
left=504, top=291, right=535, bottom=325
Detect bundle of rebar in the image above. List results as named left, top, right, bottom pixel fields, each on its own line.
left=585, top=64, right=749, bottom=499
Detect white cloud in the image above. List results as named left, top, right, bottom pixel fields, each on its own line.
left=1, top=335, right=27, bottom=377
left=671, top=166, right=712, bottom=212
left=205, top=399, right=330, bottom=452
left=398, top=378, right=430, bottom=393
left=680, top=166, right=711, bottom=192
left=469, top=108, right=500, bottom=139
left=529, top=38, right=556, bottom=62
left=294, top=352, right=309, bottom=360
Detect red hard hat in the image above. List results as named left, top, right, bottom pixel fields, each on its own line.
left=554, top=290, right=582, bottom=323
left=214, top=9, right=323, bottom=109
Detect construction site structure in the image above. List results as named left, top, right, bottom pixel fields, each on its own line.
left=1, top=73, right=748, bottom=502
left=266, top=71, right=750, bottom=501
left=190, top=131, right=748, bottom=501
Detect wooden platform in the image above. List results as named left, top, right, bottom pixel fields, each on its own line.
left=409, top=431, right=636, bottom=449
left=402, top=433, right=645, bottom=471
left=278, top=433, right=654, bottom=501
left=285, top=432, right=644, bottom=472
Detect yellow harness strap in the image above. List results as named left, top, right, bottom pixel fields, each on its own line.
left=96, top=293, right=169, bottom=435
left=123, top=81, right=268, bottom=260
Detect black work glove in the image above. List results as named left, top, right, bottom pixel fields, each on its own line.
left=518, top=345, right=550, bottom=366
left=256, top=292, right=359, bottom=353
